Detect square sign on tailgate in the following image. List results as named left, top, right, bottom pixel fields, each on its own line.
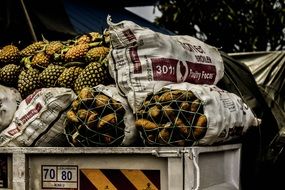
left=42, top=165, right=78, bottom=189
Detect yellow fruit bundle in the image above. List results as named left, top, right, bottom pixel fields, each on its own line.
left=135, top=88, right=208, bottom=146
left=64, top=87, right=126, bottom=146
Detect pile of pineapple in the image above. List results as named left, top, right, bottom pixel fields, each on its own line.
left=0, top=31, right=112, bottom=98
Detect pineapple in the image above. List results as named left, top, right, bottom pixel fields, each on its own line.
left=31, top=51, right=51, bottom=68
left=58, top=66, right=83, bottom=90
left=74, top=62, right=107, bottom=94
left=76, top=34, right=90, bottom=45
left=18, top=67, right=41, bottom=98
left=20, top=41, right=46, bottom=57
left=0, top=64, right=22, bottom=87
left=45, top=41, right=65, bottom=62
left=0, top=44, right=20, bottom=64
left=64, top=44, right=89, bottom=62
left=76, top=32, right=102, bottom=45
left=45, top=41, right=64, bottom=56
left=85, top=46, right=109, bottom=62
left=39, top=64, right=65, bottom=87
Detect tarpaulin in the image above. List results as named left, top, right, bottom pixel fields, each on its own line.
left=230, top=52, right=285, bottom=190
left=217, top=52, right=279, bottom=190
left=230, top=51, right=285, bottom=131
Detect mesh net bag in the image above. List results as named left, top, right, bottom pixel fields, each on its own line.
left=135, top=88, right=208, bottom=146
left=65, top=87, right=126, bottom=146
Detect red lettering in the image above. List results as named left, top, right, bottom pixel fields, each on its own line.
left=129, top=47, right=142, bottom=73
left=122, top=29, right=136, bottom=42
left=25, top=89, right=41, bottom=104
left=20, top=103, right=43, bottom=124
left=8, top=127, right=20, bottom=136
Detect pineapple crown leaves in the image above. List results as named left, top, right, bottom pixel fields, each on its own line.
left=20, top=55, right=42, bottom=68
left=41, top=34, right=48, bottom=42
left=41, top=41, right=53, bottom=52
left=22, top=62, right=35, bottom=72
left=89, top=41, right=104, bottom=47
left=34, top=44, right=47, bottom=54
left=33, top=63, right=49, bottom=70
left=20, top=56, right=43, bottom=71
left=60, top=45, right=73, bottom=54
left=100, top=57, right=109, bottom=68
left=20, top=56, right=32, bottom=66
left=56, top=45, right=73, bottom=61
left=40, top=34, right=61, bottom=49
left=63, top=39, right=76, bottom=47
left=53, top=52, right=63, bottom=62
left=22, top=62, right=33, bottom=71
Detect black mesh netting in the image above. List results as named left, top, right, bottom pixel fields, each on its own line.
left=64, top=87, right=125, bottom=146
left=135, top=88, right=208, bottom=146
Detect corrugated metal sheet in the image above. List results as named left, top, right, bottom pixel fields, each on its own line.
left=62, top=0, right=173, bottom=35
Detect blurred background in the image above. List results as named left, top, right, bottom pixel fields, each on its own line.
left=1, top=0, right=284, bottom=52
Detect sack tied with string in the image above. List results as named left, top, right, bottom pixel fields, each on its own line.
left=0, top=88, right=76, bottom=147
left=108, top=18, right=224, bottom=112
left=135, top=82, right=261, bottom=146
left=65, top=84, right=137, bottom=147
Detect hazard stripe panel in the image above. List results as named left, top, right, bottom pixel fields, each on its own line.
left=80, top=169, right=160, bottom=190
left=142, top=170, right=161, bottom=189
left=80, top=169, right=117, bottom=190
left=121, top=170, right=158, bottom=190
left=101, top=169, right=137, bottom=189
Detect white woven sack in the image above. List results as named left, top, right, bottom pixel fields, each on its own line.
left=0, top=85, right=22, bottom=132
left=0, top=88, right=76, bottom=147
left=108, top=17, right=224, bottom=112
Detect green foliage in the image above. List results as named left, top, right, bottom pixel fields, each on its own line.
left=155, top=0, right=285, bottom=52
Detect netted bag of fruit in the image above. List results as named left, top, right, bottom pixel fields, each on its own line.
left=136, top=82, right=261, bottom=146
left=65, top=85, right=132, bottom=146
left=135, top=88, right=207, bottom=146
